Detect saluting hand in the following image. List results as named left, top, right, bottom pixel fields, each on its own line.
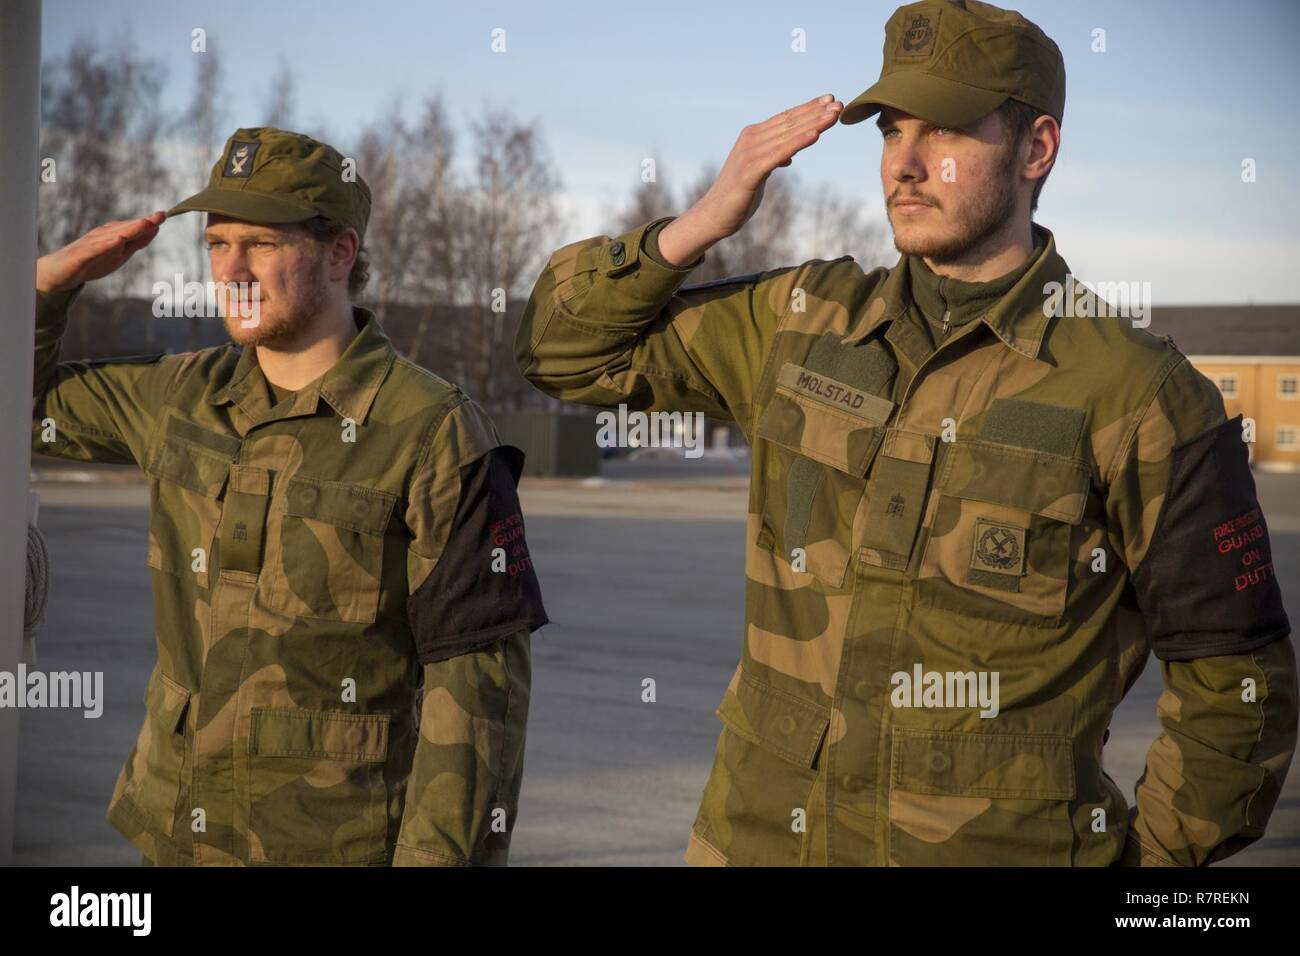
left=36, top=211, right=167, bottom=295
left=657, top=94, right=844, bottom=266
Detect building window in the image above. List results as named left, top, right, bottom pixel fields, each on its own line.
left=1278, top=426, right=1300, bottom=449
left=1280, top=375, right=1298, bottom=399
left=1217, top=374, right=1239, bottom=397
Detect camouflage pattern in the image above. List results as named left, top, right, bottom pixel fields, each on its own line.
left=33, top=287, right=543, bottom=866
left=516, top=216, right=1298, bottom=866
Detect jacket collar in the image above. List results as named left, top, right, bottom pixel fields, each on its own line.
left=206, top=306, right=396, bottom=424
left=842, top=223, right=1067, bottom=361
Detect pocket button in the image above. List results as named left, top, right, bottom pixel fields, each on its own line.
left=927, top=751, right=951, bottom=773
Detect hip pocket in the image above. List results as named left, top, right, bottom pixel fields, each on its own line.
left=693, top=670, right=830, bottom=866
left=887, top=728, right=1076, bottom=866
left=246, top=707, right=391, bottom=864
left=113, top=668, right=191, bottom=838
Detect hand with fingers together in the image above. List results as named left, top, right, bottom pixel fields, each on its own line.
left=657, top=94, right=843, bottom=267
left=36, top=211, right=167, bottom=295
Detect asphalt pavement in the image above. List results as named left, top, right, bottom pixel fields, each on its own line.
left=13, top=461, right=1300, bottom=866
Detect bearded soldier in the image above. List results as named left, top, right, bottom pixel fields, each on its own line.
left=34, top=127, right=548, bottom=866
left=516, top=0, right=1296, bottom=865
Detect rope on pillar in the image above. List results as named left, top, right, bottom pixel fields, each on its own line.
left=25, top=523, right=49, bottom=637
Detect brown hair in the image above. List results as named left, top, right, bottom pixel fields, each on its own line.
left=300, top=215, right=370, bottom=298
left=997, top=98, right=1054, bottom=213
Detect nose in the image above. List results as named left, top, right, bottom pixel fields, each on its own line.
left=211, top=246, right=253, bottom=285
left=883, top=133, right=927, bottom=187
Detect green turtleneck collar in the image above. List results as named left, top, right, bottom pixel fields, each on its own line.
left=908, top=229, right=1046, bottom=344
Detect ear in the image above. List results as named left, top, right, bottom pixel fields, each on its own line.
left=1024, top=114, right=1060, bottom=185
left=328, top=227, right=360, bottom=282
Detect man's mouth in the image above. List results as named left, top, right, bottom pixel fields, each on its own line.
left=892, top=201, right=934, bottom=216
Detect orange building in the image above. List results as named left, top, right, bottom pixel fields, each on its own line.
left=1151, top=305, right=1300, bottom=471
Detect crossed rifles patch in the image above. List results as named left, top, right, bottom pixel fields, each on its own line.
left=971, top=517, right=1026, bottom=577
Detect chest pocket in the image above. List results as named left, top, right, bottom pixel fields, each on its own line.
left=262, top=474, right=398, bottom=624
left=144, top=415, right=240, bottom=587
left=916, top=439, right=1090, bottom=628
left=753, top=361, right=893, bottom=589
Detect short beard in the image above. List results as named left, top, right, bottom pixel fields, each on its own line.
left=225, top=252, right=328, bottom=350
left=890, top=143, right=1020, bottom=265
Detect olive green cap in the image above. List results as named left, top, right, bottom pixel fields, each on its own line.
left=841, top=0, right=1065, bottom=129
left=167, top=127, right=371, bottom=238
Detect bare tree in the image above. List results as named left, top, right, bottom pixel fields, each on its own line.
left=677, top=165, right=798, bottom=281
left=613, top=154, right=677, bottom=234
left=178, top=49, right=225, bottom=282
left=459, top=111, right=562, bottom=408
left=401, top=98, right=461, bottom=369
left=263, top=63, right=296, bottom=128
left=351, top=101, right=424, bottom=324
left=39, top=38, right=171, bottom=354
left=38, top=38, right=169, bottom=295
left=800, top=183, right=891, bottom=270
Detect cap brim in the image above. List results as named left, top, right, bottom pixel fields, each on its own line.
left=839, top=70, right=1007, bottom=128
left=166, top=186, right=318, bottom=225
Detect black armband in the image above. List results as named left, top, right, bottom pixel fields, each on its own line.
left=1132, top=416, right=1290, bottom=661
left=408, top=446, right=548, bottom=664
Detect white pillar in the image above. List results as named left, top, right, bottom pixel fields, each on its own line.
left=0, top=0, right=42, bottom=866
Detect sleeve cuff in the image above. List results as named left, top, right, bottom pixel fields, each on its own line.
left=392, top=843, right=472, bottom=867
left=1117, top=826, right=1181, bottom=867
left=642, top=216, right=704, bottom=271
left=35, top=282, right=84, bottom=334
left=36, top=282, right=84, bottom=309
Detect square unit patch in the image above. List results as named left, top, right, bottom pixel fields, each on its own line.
left=969, top=517, right=1026, bottom=587
left=223, top=140, right=261, bottom=178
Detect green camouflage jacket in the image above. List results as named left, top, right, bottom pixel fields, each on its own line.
left=34, top=288, right=548, bottom=866
left=517, top=216, right=1297, bottom=866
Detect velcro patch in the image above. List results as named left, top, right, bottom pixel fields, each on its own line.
left=223, top=140, right=261, bottom=178
left=777, top=362, right=894, bottom=424
left=979, top=398, right=1084, bottom=458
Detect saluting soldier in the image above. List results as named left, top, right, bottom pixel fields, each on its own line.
left=516, top=0, right=1296, bottom=865
left=34, top=127, right=548, bottom=866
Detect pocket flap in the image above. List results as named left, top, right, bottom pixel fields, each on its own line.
left=939, top=439, right=1090, bottom=524
left=145, top=669, right=191, bottom=734
left=716, top=673, right=830, bottom=768
left=283, top=475, right=397, bottom=535
left=756, top=380, right=887, bottom=476
left=249, top=708, right=390, bottom=761
left=891, top=729, right=1075, bottom=800
left=146, top=437, right=233, bottom=497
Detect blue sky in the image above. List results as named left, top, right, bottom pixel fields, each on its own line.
left=44, top=0, right=1300, bottom=303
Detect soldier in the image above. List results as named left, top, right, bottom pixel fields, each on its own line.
left=33, top=127, right=548, bottom=866
left=517, top=0, right=1297, bottom=865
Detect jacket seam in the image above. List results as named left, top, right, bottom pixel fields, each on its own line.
left=394, top=842, right=471, bottom=866
left=1103, top=352, right=1185, bottom=490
